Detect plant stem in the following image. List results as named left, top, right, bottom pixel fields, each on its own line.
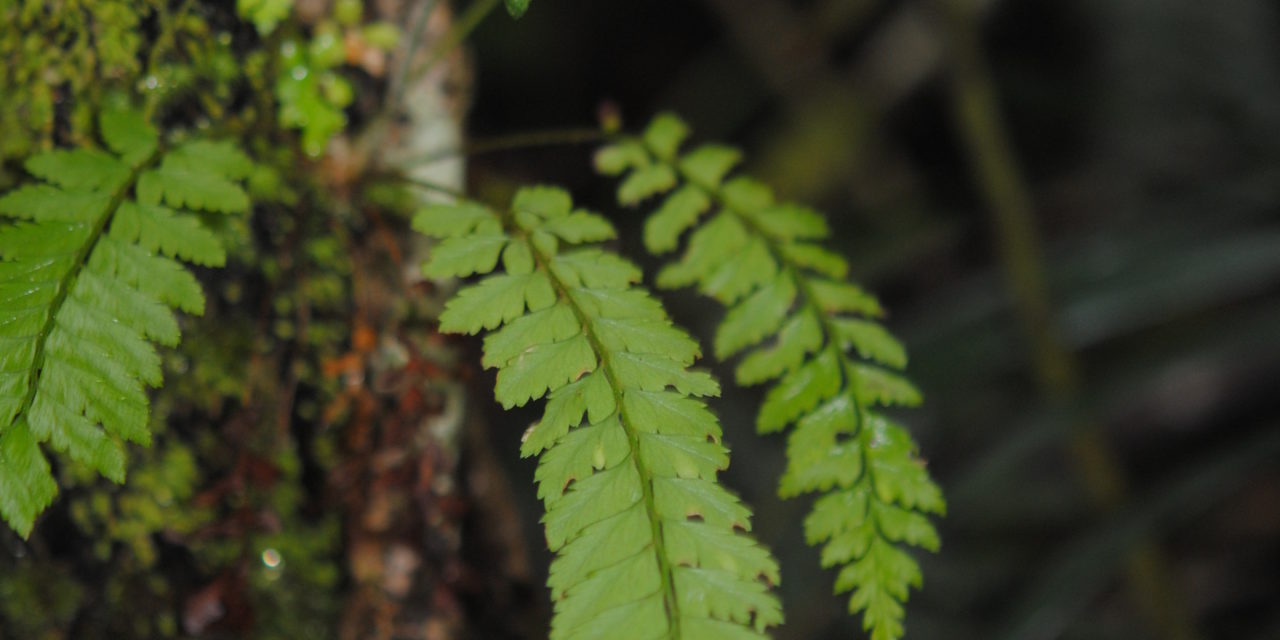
left=390, top=173, right=469, bottom=200
left=390, top=127, right=606, bottom=169
left=937, top=3, right=1200, bottom=639
left=409, top=0, right=502, bottom=81
left=387, top=0, right=441, bottom=112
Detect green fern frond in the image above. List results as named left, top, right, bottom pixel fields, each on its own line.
left=0, top=107, right=249, bottom=537
left=598, top=114, right=945, bottom=640
left=416, top=186, right=782, bottom=639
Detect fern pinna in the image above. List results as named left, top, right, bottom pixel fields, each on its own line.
left=414, top=186, right=783, bottom=639
left=596, top=115, right=945, bottom=640
left=0, top=108, right=249, bottom=536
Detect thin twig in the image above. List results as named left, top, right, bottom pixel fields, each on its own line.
left=406, top=0, right=502, bottom=83
left=387, top=0, right=440, bottom=114
left=382, top=173, right=469, bottom=200
left=389, top=127, right=606, bottom=169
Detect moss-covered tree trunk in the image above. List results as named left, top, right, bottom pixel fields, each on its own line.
left=0, top=1, right=541, bottom=637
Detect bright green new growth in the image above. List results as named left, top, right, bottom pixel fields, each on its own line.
left=597, top=114, right=945, bottom=640
left=0, top=108, right=249, bottom=537
left=505, top=0, right=532, bottom=19
left=415, top=186, right=782, bottom=639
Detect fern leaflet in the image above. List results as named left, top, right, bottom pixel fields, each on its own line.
left=505, top=0, right=532, bottom=18
left=415, top=186, right=782, bottom=639
left=0, top=107, right=249, bottom=537
left=597, top=114, right=945, bottom=640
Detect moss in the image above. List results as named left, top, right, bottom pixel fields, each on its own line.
left=0, top=558, right=83, bottom=640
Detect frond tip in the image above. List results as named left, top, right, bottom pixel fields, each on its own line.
left=0, top=107, right=249, bottom=537
left=600, top=113, right=946, bottom=640
left=505, top=0, right=532, bottom=19
left=416, top=186, right=782, bottom=639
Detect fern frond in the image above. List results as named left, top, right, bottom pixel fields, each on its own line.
left=598, top=114, right=945, bottom=640
left=416, top=186, right=782, bottom=639
left=0, top=107, right=249, bottom=537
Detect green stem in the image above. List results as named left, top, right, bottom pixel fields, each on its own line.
left=386, top=173, right=469, bottom=200
left=937, top=3, right=1199, bottom=639
left=390, top=127, right=606, bottom=169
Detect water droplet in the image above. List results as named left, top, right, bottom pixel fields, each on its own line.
left=144, top=75, right=159, bottom=90
left=262, top=548, right=283, bottom=568
left=290, top=66, right=309, bottom=81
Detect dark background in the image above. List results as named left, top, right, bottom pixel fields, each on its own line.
left=463, top=1, right=1280, bottom=638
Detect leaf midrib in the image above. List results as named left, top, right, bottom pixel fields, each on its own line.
left=516, top=227, right=685, bottom=638
left=7, top=146, right=162, bottom=437
left=643, top=142, right=925, bottom=576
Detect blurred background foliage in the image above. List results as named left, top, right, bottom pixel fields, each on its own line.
left=1, top=0, right=1278, bottom=639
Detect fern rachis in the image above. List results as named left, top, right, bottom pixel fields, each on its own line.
left=415, top=186, right=782, bottom=639
left=598, top=114, right=945, bottom=640
left=0, top=108, right=249, bottom=536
